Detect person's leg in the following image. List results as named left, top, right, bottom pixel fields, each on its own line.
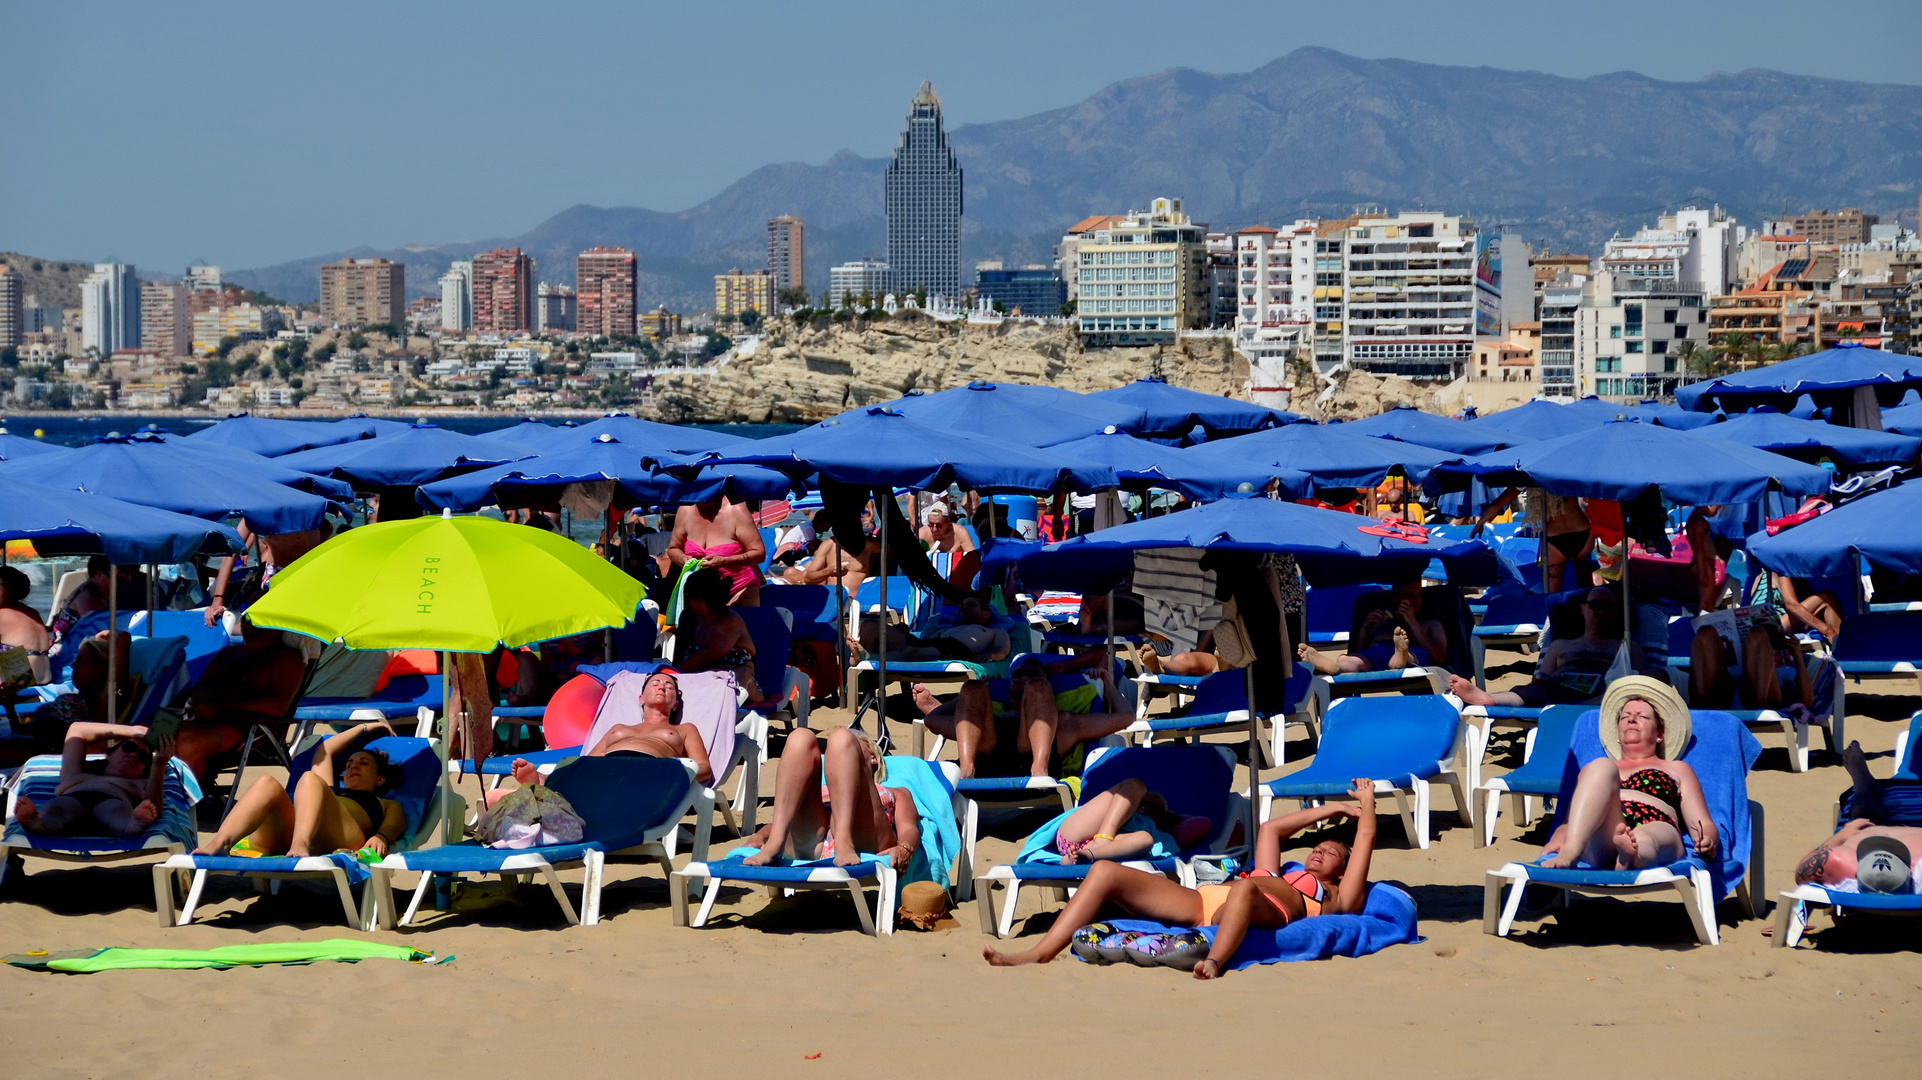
left=286, top=770, right=355, bottom=857
left=1741, top=627, right=1783, bottom=710
left=742, top=728, right=828, bottom=865
left=1687, top=510, right=1718, bottom=613
left=1017, top=677, right=1058, bottom=779
left=1801, top=591, right=1843, bottom=639
left=983, top=860, right=1205, bottom=966
left=194, top=776, right=294, bottom=855
left=12, top=794, right=83, bottom=835
left=732, top=581, right=761, bottom=608
left=173, top=723, right=246, bottom=784
left=1160, top=652, right=1220, bottom=677
left=1626, top=821, right=1685, bottom=868
left=1544, top=550, right=1567, bottom=593
left=1445, top=673, right=1525, bottom=707
left=1691, top=627, right=1734, bottom=709
left=91, top=797, right=150, bottom=838
left=1197, top=877, right=1298, bottom=980
left=931, top=681, right=991, bottom=779
left=1054, top=708, right=1138, bottom=756
left=1841, top=741, right=1891, bottom=823
left=1541, top=758, right=1626, bottom=869
left=911, top=684, right=952, bottom=719
left=821, top=727, right=885, bottom=867
left=1053, top=778, right=1148, bottom=862
left=1297, top=643, right=1370, bottom=674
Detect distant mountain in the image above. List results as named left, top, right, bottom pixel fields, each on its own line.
left=0, top=253, right=100, bottom=310
left=233, top=47, right=1922, bottom=311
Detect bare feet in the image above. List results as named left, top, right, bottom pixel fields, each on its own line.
left=741, top=826, right=776, bottom=866
left=1193, top=956, right=1222, bottom=980
left=1136, top=644, right=1163, bottom=675
left=1297, top=642, right=1341, bottom=676
left=511, top=758, right=541, bottom=788
left=982, top=943, right=1044, bottom=967
left=910, top=684, right=939, bottom=715
left=12, top=796, right=43, bottom=835
left=1612, top=824, right=1641, bottom=869
left=832, top=847, right=862, bottom=868
left=132, top=799, right=159, bottom=828
left=1389, top=627, right=1415, bottom=669
left=191, top=838, right=233, bottom=856
left=1448, top=674, right=1495, bottom=706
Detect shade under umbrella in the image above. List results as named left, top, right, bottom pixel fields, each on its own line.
left=1087, top=377, right=1298, bottom=437
left=1, top=435, right=344, bottom=534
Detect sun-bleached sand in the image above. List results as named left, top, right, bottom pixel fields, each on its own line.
left=5, top=650, right=1919, bottom=1078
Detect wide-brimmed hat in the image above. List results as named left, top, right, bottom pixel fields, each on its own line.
left=1599, top=676, right=1690, bottom=761
left=897, top=880, right=957, bottom=930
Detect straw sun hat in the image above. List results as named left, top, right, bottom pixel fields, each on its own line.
left=1598, top=676, right=1690, bottom=761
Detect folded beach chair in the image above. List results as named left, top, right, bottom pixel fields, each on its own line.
left=672, top=755, right=962, bottom=937
left=0, top=752, right=203, bottom=896
left=152, top=735, right=445, bottom=929
left=1473, top=704, right=1582, bottom=847
left=1773, top=774, right=1922, bottom=949
left=1318, top=585, right=1472, bottom=700
left=972, top=743, right=1246, bottom=938
left=1262, top=694, right=1477, bottom=850
left=371, top=754, right=710, bottom=928
left=1483, top=708, right=1766, bottom=946
left=1126, top=663, right=1326, bottom=769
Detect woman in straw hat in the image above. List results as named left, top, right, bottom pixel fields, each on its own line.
left=1541, top=676, right=1717, bottom=870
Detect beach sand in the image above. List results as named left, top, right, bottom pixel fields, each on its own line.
left=5, top=650, right=1919, bottom=1078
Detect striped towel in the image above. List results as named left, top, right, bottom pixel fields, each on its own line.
left=1134, top=550, right=1220, bottom=656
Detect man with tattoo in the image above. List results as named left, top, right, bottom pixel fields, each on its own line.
left=1792, top=741, right=1922, bottom=892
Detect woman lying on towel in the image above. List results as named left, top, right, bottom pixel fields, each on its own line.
left=740, top=727, right=919, bottom=870
left=1540, top=677, right=1717, bottom=870
left=193, top=721, right=404, bottom=859
left=984, top=777, right=1379, bottom=979
left=13, top=722, right=173, bottom=837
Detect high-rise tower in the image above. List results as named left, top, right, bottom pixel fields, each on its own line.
left=767, top=215, right=804, bottom=296
left=885, top=82, right=962, bottom=299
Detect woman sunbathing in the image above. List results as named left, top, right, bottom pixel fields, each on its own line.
left=194, top=721, right=406, bottom=859
left=984, top=777, right=1379, bottom=979
left=14, top=723, right=174, bottom=837
left=1046, top=777, right=1212, bottom=864
left=581, top=671, right=713, bottom=785
left=741, top=727, right=919, bottom=870
left=1540, top=676, right=1717, bottom=870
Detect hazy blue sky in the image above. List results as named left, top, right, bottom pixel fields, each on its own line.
left=4, top=0, right=1916, bottom=272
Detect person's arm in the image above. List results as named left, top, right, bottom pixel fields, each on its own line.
left=1775, top=575, right=1827, bottom=637
left=1473, top=489, right=1520, bottom=536
left=680, top=727, right=714, bottom=787
left=880, top=786, right=920, bottom=871
left=1673, top=763, right=1719, bottom=860
left=690, top=504, right=765, bottom=570
left=362, top=801, right=406, bottom=857
left=145, top=734, right=176, bottom=808
left=205, top=557, right=235, bottom=627
left=1794, top=819, right=1871, bottom=884
left=664, top=509, right=692, bottom=569
left=310, top=720, right=393, bottom=787
left=1325, top=778, right=1378, bottom=915
left=1254, top=803, right=1362, bottom=873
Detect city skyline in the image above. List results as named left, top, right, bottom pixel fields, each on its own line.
left=2, top=1, right=1917, bottom=273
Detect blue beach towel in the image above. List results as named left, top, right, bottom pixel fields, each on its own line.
left=1078, top=874, right=1421, bottom=969
left=1014, top=811, right=1177, bottom=864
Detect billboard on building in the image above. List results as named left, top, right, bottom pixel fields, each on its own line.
left=1474, top=232, right=1502, bottom=337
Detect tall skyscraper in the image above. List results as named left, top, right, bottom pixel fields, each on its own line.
left=768, top=215, right=805, bottom=295
left=440, top=260, right=473, bottom=331
left=140, top=282, right=192, bottom=356
left=575, top=246, right=637, bottom=337
left=0, top=266, right=21, bottom=349
left=471, top=248, right=534, bottom=332
left=319, top=257, right=405, bottom=326
left=81, top=262, right=140, bottom=354
left=885, top=82, right=962, bottom=299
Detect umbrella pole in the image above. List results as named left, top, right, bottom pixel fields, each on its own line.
left=105, top=568, right=117, bottom=721
left=146, top=563, right=155, bottom=632
left=835, top=543, right=848, bottom=712
left=1620, top=542, right=1633, bottom=661
left=1243, top=655, right=1259, bottom=860
left=877, top=489, right=890, bottom=751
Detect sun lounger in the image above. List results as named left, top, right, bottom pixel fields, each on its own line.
left=1895, top=710, right=1922, bottom=781
left=672, top=756, right=961, bottom=937
left=1469, top=588, right=1553, bottom=688
left=0, top=753, right=203, bottom=897
left=1668, top=614, right=1847, bottom=772
left=1833, top=610, right=1922, bottom=704
left=152, top=735, right=445, bottom=929
left=371, top=754, right=710, bottom=928
left=1484, top=708, right=1765, bottom=946
left=972, top=743, right=1246, bottom=938
left=1473, top=704, right=1582, bottom=846
left=1263, top=694, right=1477, bottom=850
left=1126, top=663, right=1326, bottom=769
left=1773, top=773, right=1922, bottom=949
left=1317, top=584, right=1473, bottom=700
left=290, top=673, right=446, bottom=748
left=126, top=611, right=231, bottom=686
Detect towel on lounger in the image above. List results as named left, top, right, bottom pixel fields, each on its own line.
left=1077, top=880, right=1420, bottom=969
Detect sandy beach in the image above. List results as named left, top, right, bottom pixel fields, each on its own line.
left=6, top=650, right=1919, bottom=1078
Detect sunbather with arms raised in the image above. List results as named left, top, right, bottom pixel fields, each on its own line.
left=194, top=721, right=405, bottom=859
left=983, top=777, right=1378, bottom=978
left=740, top=727, right=919, bottom=870
left=14, top=723, right=174, bottom=837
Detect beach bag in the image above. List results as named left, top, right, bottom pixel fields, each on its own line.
left=476, top=783, right=584, bottom=849
left=1212, top=598, right=1253, bottom=670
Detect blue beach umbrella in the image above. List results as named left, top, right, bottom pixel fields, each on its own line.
left=1182, top=421, right=1460, bottom=489
left=1087, top=377, right=1299, bottom=436
left=1619, top=401, right=1720, bottom=430
left=417, top=434, right=795, bottom=512
left=276, top=424, right=537, bottom=488
left=1470, top=399, right=1610, bottom=441
left=0, top=473, right=242, bottom=564
left=1748, top=480, right=1922, bottom=578
left=0, top=430, right=72, bottom=460
left=1878, top=401, right=1922, bottom=438
left=1340, top=405, right=1532, bottom=456
left=561, top=413, right=752, bottom=454
left=1693, top=412, right=1922, bottom=468
left=1674, top=343, right=1922, bottom=413
left=1044, top=428, right=1312, bottom=500
left=1, top=435, right=344, bottom=535
left=185, top=412, right=367, bottom=457
left=329, top=414, right=417, bottom=439
left=475, top=418, right=564, bottom=446
left=120, top=432, right=356, bottom=501
left=870, top=381, right=1149, bottom=448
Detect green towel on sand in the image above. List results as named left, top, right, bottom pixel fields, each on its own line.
left=6, top=939, right=433, bottom=973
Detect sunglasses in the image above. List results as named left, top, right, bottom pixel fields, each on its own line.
left=111, top=740, right=153, bottom=765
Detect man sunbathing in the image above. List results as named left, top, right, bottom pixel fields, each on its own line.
left=509, top=670, right=713, bottom=786
left=15, top=722, right=174, bottom=837
left=1792, top=741, right=1922, bottom=893
left=1449, top=587, right=1637, bottom=708
left=1297, top=579, right=1447, bottom=675
left=912, top=654, right=1135, bottom=779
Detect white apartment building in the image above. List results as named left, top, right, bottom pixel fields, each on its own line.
left=1335, top=211, right=1480, bottom=380
left=829, top=260, right=890, bottom=308
left=1601, top=206, right=1740, bottom=297
left=1231, top=221, right=1319, bottom=393
left=1074, top=197, right=1210, bottom=348
left=440, top=260, right=473, bottom=331
left=81, top=263, right=140, bottom=355
left=1575, top=274, right=1713, bottom=401
left=184, top=263, right=221, bottom=291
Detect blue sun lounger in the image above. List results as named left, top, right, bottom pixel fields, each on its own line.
left=1833, top=610, right=1922, bottom=705
left=1, top=753, right=202, bottom=895
left=1125, top=663, right=1325, bottom=769
left=153, top=735, right=445, bottom=929
left=1473, top=704, right=1583, bottom=847
left=1484, top=708, right=1765, bottom=946
left=1773, top=773, right=1922, bottom=949
left=1262, top=694, right=1478, bottom=850
left=371, top=754, right=710, bottom=928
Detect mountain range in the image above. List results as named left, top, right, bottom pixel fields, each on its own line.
left=230, top=47, right=1922, bottom=312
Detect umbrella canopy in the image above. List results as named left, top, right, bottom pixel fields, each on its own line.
left=1086, top=377, right=1298, bottom=437
left=562, top=413, right=752, bottom=454
left=1622, top=401, right=1720, bottom=430
left=0, top=473, right=243, bottom=563
left=1747, top=480, right=1922, bottom=579
left=121, top=432, right=356, bottom=500
left=1878, top=401, right=1922, bottom=438
left=275, top=424, right=537, bottom=488
left=0, top=430, right=72, bottom=460
left=1469, top=399, right=1611, bottom=441
left=1043, top=428, right=1312, bottom=500
left=1693, top=411, right=1922, bottom=468
left=416, top=434, right=796, bottom=512
left=870, top=381, right=1150, bottom=448
left=1183, top=422, right=1461, bottom=489
left=246, top=511, right=645, bottom=651
left=475, top=418, right=565, bottom=447
left=1431, top=418, right=1833, bottom=505
left=329, top=414, right=417, bottom=439
left=1338, top=405, right=1531, bottom=456
left=185, top=412, right=367, bottom=457
left=1559, top=395, right=1644, bottom=422
left=1, top=435, right=345, bottom=534
left=1674, top=343, right=1922, bottom=412
left=700, top=406, right=1119, bottom=494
